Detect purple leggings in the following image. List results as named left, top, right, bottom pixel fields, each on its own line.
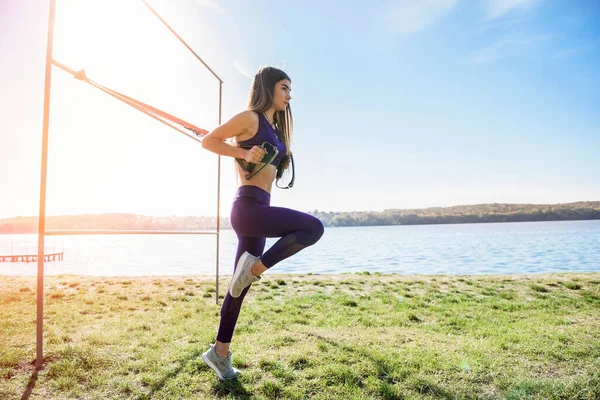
left=216, top=185, right=324, bottom=343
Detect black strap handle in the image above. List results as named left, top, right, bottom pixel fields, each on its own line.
left=235, top=142, right=279, bottom=180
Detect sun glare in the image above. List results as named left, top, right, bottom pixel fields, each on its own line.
left=46, top=0, right=223, bottom=216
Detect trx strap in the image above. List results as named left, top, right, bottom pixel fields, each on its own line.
left=52, top=59, right=274, bottom=180
left=52, top=59, right=279, bottom=180
left=52, top=59, right=208, bottom=144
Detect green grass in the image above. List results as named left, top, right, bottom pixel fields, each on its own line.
left=1, top=272, right=600, bottom=399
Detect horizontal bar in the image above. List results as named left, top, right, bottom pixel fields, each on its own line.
left=45, top=230, right=218, bottom=236
left=1, top=252, right=63, bottom=257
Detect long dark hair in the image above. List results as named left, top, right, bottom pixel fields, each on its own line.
left=246, top=66, right=293, bottom=174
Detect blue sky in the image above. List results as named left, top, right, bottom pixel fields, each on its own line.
left=0, top=0, right=599, bottom=219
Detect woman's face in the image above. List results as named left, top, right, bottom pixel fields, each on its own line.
left=273, top=79, right=292, bottom=111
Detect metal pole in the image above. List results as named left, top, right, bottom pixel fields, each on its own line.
left=139, top=0, right=223, bottom=84
left=37, top=0, right=57, bottom=371
left=137, top=0, right=224, bottom=301
left=216, top=81, right=222, bottom=305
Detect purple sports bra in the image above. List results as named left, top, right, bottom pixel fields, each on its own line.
left=236, top=113, right=287, bottom=167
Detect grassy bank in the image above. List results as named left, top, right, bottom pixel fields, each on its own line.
left=1, top=272, right=599, bottom=399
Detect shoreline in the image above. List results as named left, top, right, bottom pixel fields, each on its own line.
left=0, top=270, right=600, bottom=281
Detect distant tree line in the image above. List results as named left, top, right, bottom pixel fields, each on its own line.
left=0, top=202, right=598, bottom=234
left=311, top=201, right=600, bottom=227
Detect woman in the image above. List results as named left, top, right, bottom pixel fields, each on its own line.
left=200, top=66, right=325, bottom=380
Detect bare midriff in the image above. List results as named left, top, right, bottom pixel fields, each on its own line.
left=236, top=161, right=277, bottom=195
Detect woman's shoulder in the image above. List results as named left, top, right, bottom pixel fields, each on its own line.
left=232, top=110, right=260, bottom=143
left=233, top=110, right=260, bottom=125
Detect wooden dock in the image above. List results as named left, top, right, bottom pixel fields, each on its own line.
left=0, top=252, right=64, bottom=263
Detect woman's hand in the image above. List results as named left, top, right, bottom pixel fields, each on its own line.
left=244, top=145, right=266, bottom=164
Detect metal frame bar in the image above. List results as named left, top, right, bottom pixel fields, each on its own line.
left=36, top=0, right=223, bottom=370
left=45, top=230, right=218, bottom=236
left=36, top=0, right=57, bottom=370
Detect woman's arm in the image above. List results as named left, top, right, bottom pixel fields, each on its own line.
left=201, top=111, right=255, bottom=159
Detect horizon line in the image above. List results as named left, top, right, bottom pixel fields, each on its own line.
left=1, top=200, right=599, bottom=221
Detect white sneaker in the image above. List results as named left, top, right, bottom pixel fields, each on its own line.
left=228, top=251, right=261, bottom=298
left=201, top=344, right=241, bottom=380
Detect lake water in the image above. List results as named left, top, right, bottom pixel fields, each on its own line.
left=1, top=220, right=598, bottom=276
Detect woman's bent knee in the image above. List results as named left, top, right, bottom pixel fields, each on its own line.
left=307, top=217, right=325, bottom=246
